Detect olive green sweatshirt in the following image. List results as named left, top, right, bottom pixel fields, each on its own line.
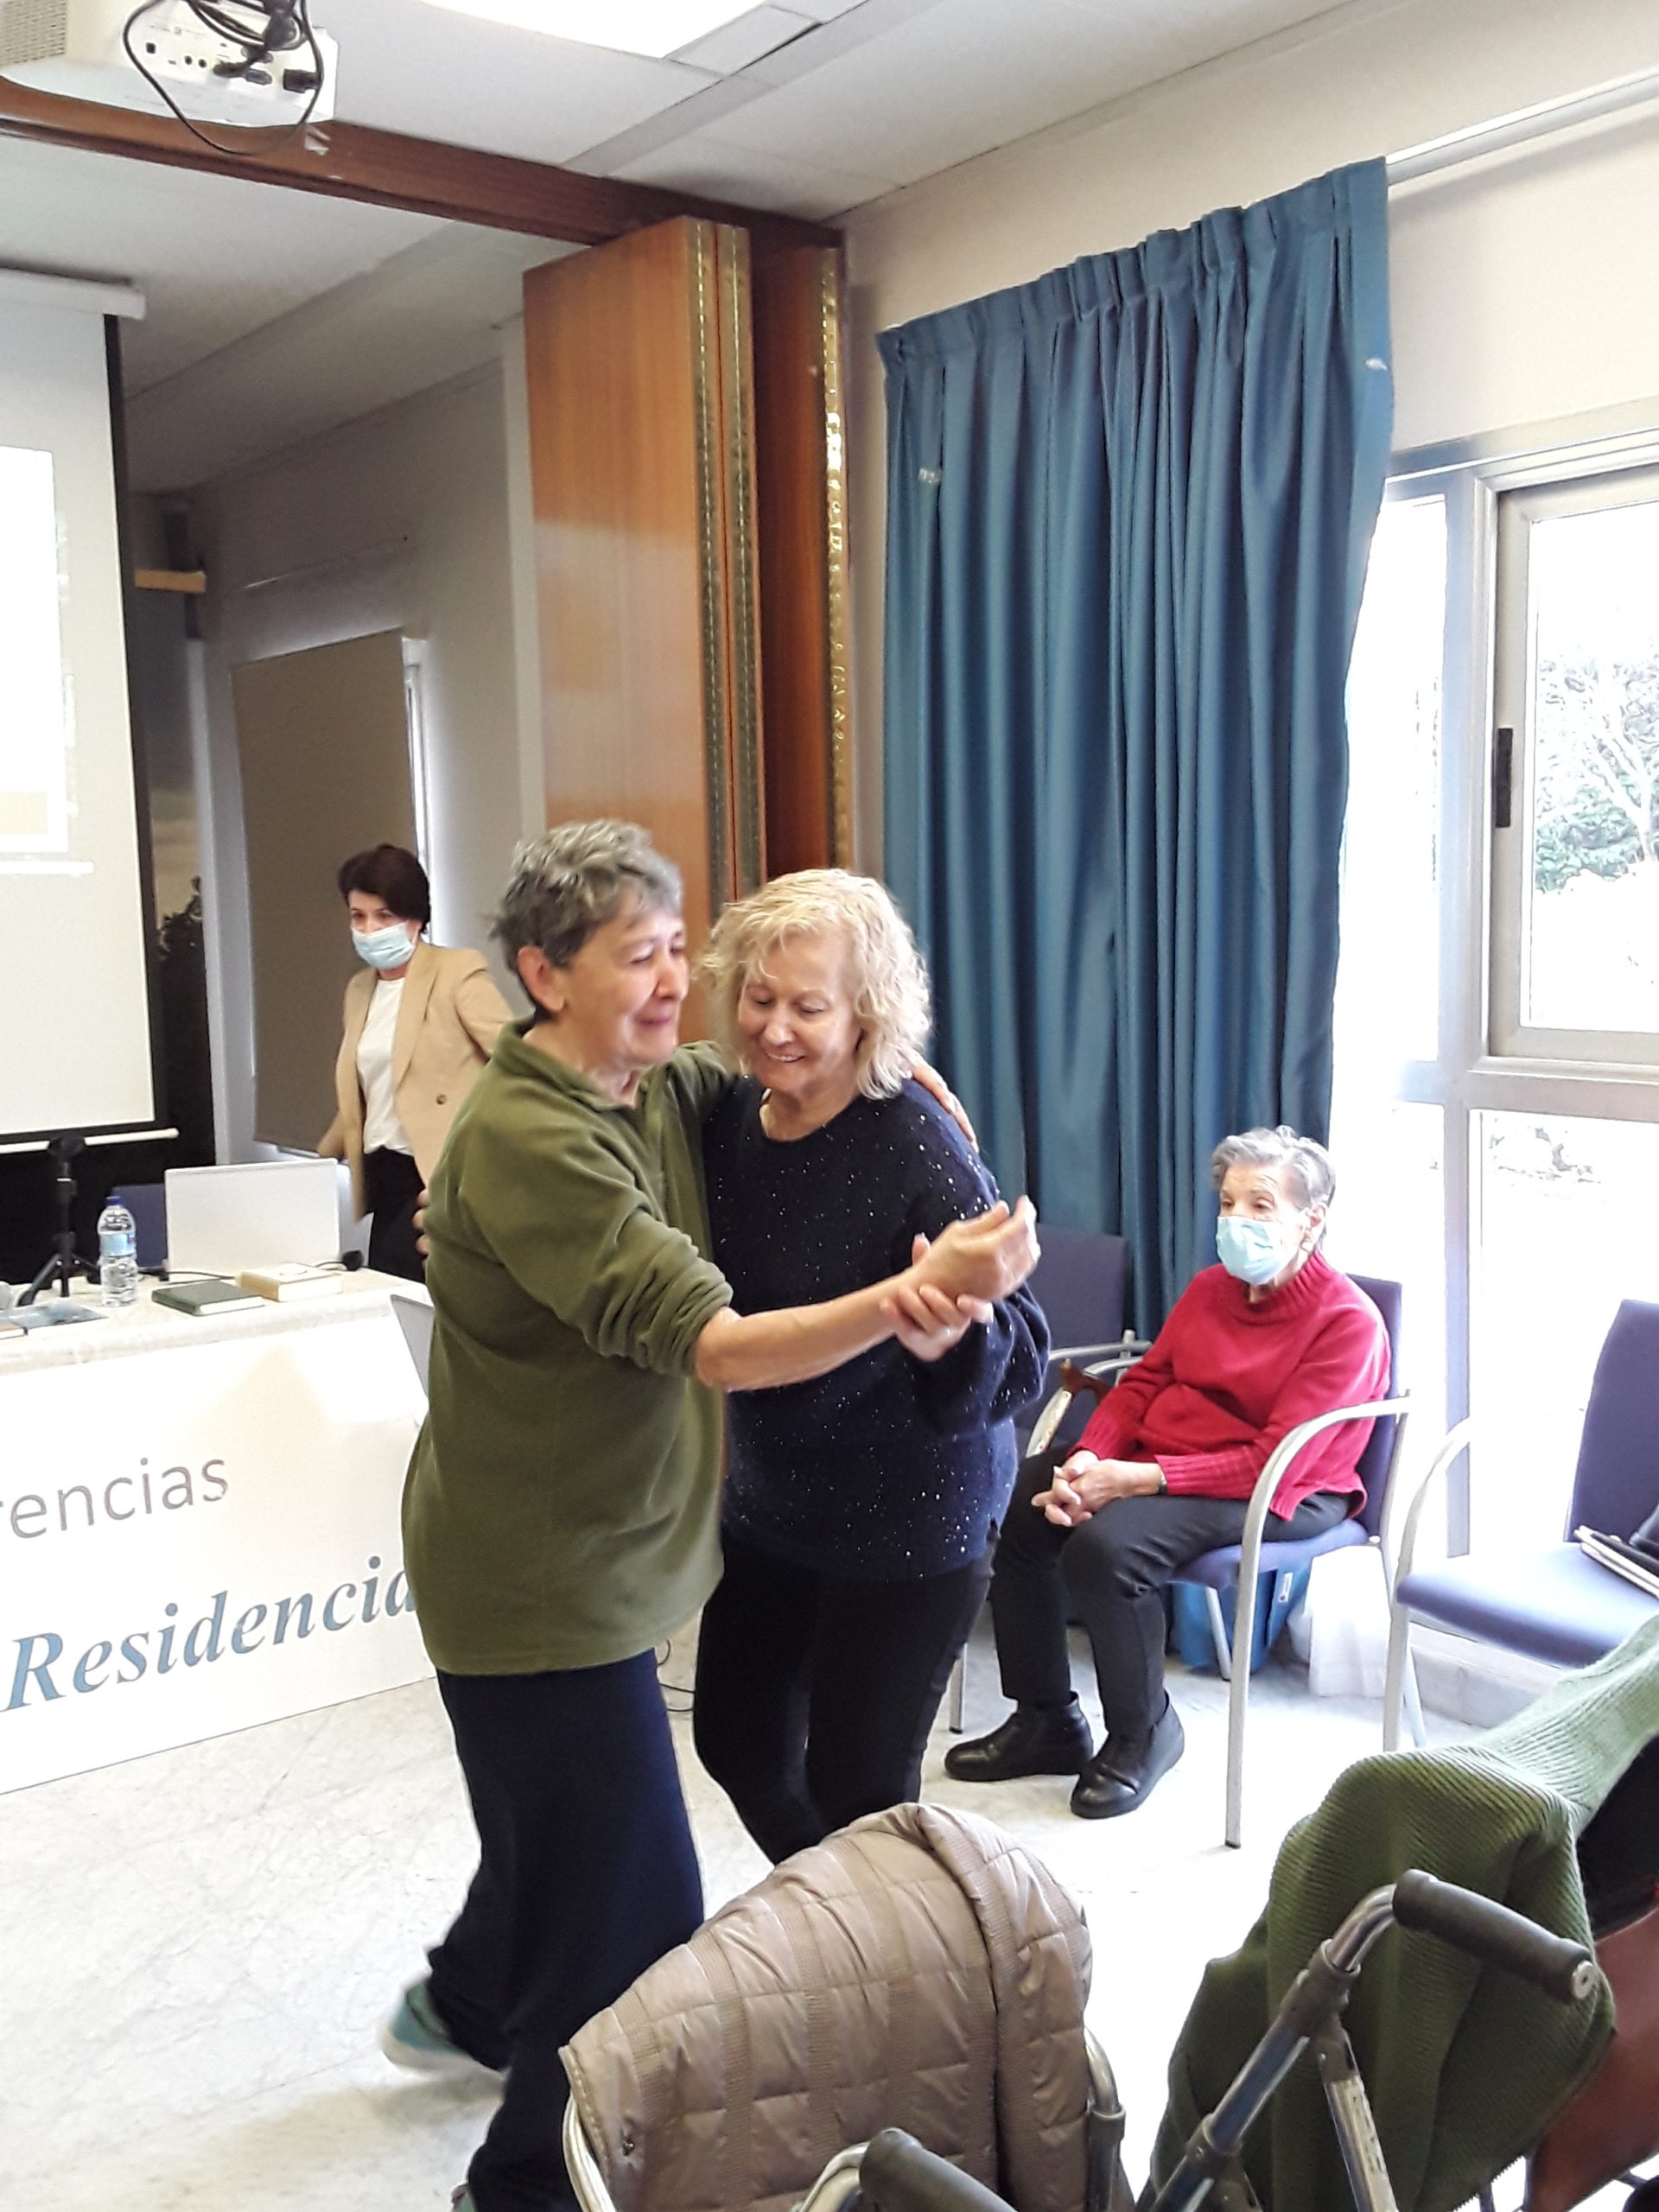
left=402, top=1023, right=733, bottom=1674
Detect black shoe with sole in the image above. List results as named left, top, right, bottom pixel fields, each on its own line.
left=944, top=1701, right=1094, bottom=1782
left=1070, top=1700, right=1185, bottom=1819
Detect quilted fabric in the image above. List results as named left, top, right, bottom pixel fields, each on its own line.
left=561, top=1803, right=1092, bottom=2212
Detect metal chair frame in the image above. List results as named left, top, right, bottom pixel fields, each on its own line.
left=1209, top=1393, right=1412, bottom=1847
left=562, top=2029, right=1133, bottom=2212
left=1381, top=1416, right=1473, bottom=1754
left=954, top=1332, right=1412, bottom=1847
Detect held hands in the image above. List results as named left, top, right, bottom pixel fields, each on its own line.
left=913, top=1197, right=1039, bottom=1306
left=882, top=1234, right=995, bottom=1360
left=1033, top=1452, right=1163, bottom=1526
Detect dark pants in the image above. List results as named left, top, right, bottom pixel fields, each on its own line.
left=427, top=1656, right=704, bottom=2212
left=693, top=1529, right=991, bottom=1865
left=988, top=1452, right=1351, bottom=1748
left=365, top=1145, right=425, bottom=1281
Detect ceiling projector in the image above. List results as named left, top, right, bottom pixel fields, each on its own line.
left=0, top=0, right=337, bottom=125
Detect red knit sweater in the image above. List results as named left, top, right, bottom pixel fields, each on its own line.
left=1076, top=1251, right=1389, bottom=1510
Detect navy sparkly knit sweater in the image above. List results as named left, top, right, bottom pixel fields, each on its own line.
left=702, top=1078, right=1049, bottom=1580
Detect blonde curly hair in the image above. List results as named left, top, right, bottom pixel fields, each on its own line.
left=699, top=869, right=931, bottom=1099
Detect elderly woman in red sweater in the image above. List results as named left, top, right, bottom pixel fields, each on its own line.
left=946, top=1125, right=1388, bottom=1820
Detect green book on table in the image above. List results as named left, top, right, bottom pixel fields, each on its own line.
left=151, top=1278, right=265, bottom=1317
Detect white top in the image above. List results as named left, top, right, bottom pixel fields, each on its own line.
left=356, top=976, right=413, bottom=1155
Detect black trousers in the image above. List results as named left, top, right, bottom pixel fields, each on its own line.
left=693, top=1528, right=990, bottom=1865
left=988, top=1451, right=1351, bottom=1748
left=364, top=1145, right=425, bottom=1281
left=426, top=1656, right=704, bottom=2212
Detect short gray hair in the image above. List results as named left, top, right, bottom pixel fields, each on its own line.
left=1211, top=1125, right=1336, bottom=1213
left=493, top=820, right=683, bottom=973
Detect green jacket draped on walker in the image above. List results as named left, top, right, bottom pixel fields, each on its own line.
left=1153, top=1615, right=1659, bottom=2210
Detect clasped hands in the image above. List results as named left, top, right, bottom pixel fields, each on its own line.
left=880, top=1198, right=1039, bottom=1363
left=1033, top=1451, right=1163, bottom=1526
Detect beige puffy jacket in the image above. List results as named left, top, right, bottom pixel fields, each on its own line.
left=563, top=1803, right=1093, bottom=2212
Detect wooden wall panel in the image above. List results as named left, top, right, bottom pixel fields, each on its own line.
left=750, top=239, right=852, bottom=874
left=522, top=219, right=764, bottom=978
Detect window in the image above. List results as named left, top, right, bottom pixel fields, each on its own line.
left=1491, top=467, right=1659, bottom=1065
left=1335, top=439, right=1659, bottom=1554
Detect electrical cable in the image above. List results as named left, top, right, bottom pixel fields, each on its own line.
left=656, top=1640, right=694, bottom=1714
left=121, top=0, right=326, bottom=158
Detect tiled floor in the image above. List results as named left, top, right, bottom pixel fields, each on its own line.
left=0, top=1624, right=1618, bottom=2210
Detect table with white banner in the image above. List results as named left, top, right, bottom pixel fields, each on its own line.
left=0, top=1274, right=431, bottom=1795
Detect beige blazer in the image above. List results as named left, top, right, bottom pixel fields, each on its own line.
left=319, top=939, right=513, bottom=1217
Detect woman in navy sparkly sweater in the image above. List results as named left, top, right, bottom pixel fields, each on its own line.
left=693, top=871, right=1048, bottom=1864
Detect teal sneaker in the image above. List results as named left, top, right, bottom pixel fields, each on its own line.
left=377, top=1980, right=498, bottom=2081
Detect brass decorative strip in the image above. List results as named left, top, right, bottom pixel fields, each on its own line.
left=819, top=247, right=854, bottom=868
left=717, top=225, right=766, bottom=896
left=689, top=219, right=734, bottom=914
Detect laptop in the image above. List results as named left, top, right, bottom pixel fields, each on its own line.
left=164, top=1160, right=340, bottom=1277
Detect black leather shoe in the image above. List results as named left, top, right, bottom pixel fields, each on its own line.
left=1069, top=1701, right=1185, bottom=1819
left=944, top=1702, right=1094, bottom=1782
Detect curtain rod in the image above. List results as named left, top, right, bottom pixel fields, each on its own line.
left=1388, top=61, right=1659, bottom=185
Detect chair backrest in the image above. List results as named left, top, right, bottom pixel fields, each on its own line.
left=1347, top=1274, right=1402, bottom=1541
left=1026, top=1227, right=1127, bottom=1356
left=1568, top=1300, right=1659, bottom=1540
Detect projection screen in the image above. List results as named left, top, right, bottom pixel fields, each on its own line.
left=0, top=270, right=156, bottom=1141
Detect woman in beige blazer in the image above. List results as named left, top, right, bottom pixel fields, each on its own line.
left=319, top=844, right=512, bottom=1279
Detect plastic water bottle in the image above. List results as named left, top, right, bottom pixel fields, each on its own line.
left=97, top=1201, right=140, bottom=1308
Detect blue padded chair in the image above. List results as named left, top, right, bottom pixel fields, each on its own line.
left=1164, top=1273, right=1408, bottom=1848
left=1383, top=1298, right=1659, bottom=1755
left=1014, top=1225, right=1139, bottom=1449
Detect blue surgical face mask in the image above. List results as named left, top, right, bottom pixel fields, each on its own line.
left=1216, top=1213, right=1293, bottom=1287
left=353, top=919, right=415, bottom=971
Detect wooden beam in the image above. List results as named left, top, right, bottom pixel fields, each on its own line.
left=0, top=79, right=841, bottom=250
left=134, top=568, right=207, bottom=594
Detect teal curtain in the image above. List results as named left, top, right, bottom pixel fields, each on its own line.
left=880, top=161, right=1392, bottom=1327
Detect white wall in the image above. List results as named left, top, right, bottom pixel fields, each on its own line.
left=191, top=354, right=537, bottom=1160
left=843, top=0, right=1659, bottom=861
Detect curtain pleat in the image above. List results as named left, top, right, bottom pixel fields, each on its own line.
left=880, top=161, right=1393, bottom=1326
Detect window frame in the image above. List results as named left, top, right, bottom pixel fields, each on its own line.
left=1348, top=419, right=1659, bottom=1551
left=1489, top=460, right=1659, bottom=1071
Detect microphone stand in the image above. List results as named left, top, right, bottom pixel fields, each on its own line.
left=20, top=1133, right=95, bottom=1306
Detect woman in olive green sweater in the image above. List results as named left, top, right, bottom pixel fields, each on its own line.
left=389, top=819, right=1038, bottom=2212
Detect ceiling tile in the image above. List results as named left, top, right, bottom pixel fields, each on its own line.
left=614, top=127, right=897, bottom=217
left=672, top=6, right=817, bottom=73
left=0, top=137, right=442, bottom=391
left=125, top=227, right=575, bottom=490
left=322, top=0, right=716, bottom=162
left=674, top=0, right=1347, bottom=189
